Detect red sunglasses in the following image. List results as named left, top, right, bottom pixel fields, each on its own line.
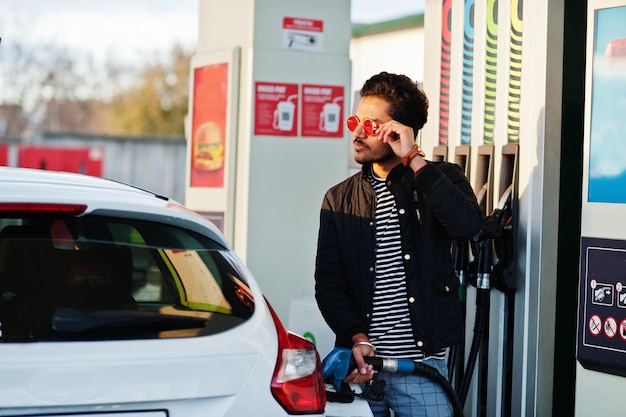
left=345, top=115, right=380, bottom=136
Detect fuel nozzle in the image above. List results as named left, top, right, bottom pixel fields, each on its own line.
left=476, top=184, right=512, bottom=241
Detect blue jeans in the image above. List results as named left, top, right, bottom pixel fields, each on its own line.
left=367, top=358, right=452, bottom=417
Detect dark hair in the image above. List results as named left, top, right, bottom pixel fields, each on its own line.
left=360, top=71, right=429, bottom=137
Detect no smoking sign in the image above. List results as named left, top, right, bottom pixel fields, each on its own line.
left=589, top=314, right=602, bottom=336
left=604, top=316, right=617, bottom=338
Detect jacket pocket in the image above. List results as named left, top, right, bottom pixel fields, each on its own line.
left=428, top=273, right=464, bottom=349
left=432, top=273, right=460, bottom=295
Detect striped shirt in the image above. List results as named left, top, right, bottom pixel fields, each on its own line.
left=368, top=170, right=446, bottom=360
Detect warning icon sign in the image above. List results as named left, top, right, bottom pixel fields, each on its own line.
left=589, top=314, right=602, bottom=336
left=621, top=319, right=626, bottom=341
left=604, top=316, right=617, bottom=338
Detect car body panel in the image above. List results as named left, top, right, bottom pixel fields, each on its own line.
left=0, top=313, right=275, bottom=407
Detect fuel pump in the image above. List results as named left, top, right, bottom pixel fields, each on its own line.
left=458, top=144, right=518, bottom=416
left=490, top=144, right=519, bottom=415
left=448, top=182, right=488, bottom=393
left=458, top=182, right=514, bottom=407
left=449, top=144, right=491, bottom=397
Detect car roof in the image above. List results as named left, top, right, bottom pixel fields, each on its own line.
left=0, top=167, right=228, bottom=248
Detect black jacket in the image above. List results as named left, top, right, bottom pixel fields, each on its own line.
left=314, top=161, right=483, bottom=353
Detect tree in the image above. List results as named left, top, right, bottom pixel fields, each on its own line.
left=0, top=38, right=191, bottom=138
left=98, top=44, right=191, bottom=136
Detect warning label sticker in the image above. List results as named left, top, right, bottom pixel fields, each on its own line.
left=282, top=17, right=324, bottom=52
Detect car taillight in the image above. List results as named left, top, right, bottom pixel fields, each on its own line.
left=0, top=203, right=87, bottom=215
left=267, top=299, right=326, bottom=414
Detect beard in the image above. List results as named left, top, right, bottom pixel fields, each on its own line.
left=353, top=141, right=396, bottom=165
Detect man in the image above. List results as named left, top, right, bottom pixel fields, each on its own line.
left=315, top=72, right=483, bottom=416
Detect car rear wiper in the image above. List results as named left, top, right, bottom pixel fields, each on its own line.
left=51, top=308, right=208, bottom=333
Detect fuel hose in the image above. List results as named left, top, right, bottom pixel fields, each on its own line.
left=322, top=348, right=464, bottom=417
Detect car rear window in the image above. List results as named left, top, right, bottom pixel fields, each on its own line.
left=0, top=215, right=254, bottom=342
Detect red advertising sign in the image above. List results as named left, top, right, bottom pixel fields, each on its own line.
left=254, top=82, right=299, bottom=137
left=301, top=84, right=344, bottom=138
left=191, top=63, right=228, bottom=188
left=0, top=145, right=8, bottom=166
left=18, top=146, right=103, bottom=176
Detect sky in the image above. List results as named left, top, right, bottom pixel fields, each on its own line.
left=352, top=0, right=425, bottom=23
left=1, top=0, right=425, bottom=65
left=2, top=0, right=200, bottom=65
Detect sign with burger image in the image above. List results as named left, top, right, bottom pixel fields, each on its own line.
left=190, top=62, right=228, bottom=188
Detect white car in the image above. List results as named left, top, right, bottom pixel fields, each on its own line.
left=0, top=167, right=326, bottom=416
